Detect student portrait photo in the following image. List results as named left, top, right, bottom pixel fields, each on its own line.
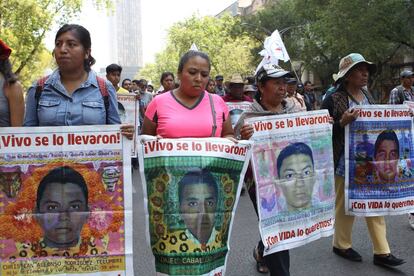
left=372, top=130, right=400, bottom=183
left=35, top=166, right=89, bottom=249
left=276, top=142, right=316, bottom=211
left=178, top=168, right=218, bottom=245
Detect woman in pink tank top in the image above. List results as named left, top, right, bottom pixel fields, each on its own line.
left=142, top=51, right=234, bottom=139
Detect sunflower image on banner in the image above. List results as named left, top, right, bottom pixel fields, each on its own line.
left=0, top=125, right=133, bottom=275
left=138, top=136, right=252, bottom=276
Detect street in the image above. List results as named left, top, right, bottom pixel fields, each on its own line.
left=132, top=169, right=414, bottom=276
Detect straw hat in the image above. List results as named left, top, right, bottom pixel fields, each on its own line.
left=229, top=74, right=244, bottom=84
left=336, top=53, right=376, bottom=82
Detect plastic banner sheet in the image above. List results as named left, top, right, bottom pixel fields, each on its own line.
left=345, top=105, right=414, bottom=216
left=117, top=94, right=139, bottom=157
left=0, top=125, right=133, bottom=275
left=226, top=102, right=253, bottom=128
left=138, top=136, right=252, bottom=276
left=246, top=110, right=335, bottom=255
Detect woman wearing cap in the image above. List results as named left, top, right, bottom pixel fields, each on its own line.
left=0, top=39, right=24, bottom=127
left=234, top=63, right=296, bottom=275
left=321, top=53, right=404, bottom=267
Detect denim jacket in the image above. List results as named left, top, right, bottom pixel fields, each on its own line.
left=24, top=70, right=121, bottom=126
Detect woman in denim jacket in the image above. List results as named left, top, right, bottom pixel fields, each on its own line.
left=24, top=24, right=134, bottom=138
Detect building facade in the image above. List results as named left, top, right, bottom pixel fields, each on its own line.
left=100, top=0, right=143, bottom=80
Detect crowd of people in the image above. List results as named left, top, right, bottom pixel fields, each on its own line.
left=1, top=22, right=414, bottom=276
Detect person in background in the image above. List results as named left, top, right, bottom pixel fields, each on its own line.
left=147, top=84, right=154, bottom=94
left=243, top=84, right=257, bottom=100
left=323, top=74, right=339, bottom=101
left=388, top=70, right=414, bottom=104
left=222, top=74, right=253, bottom=103
left=214, top=75, right=226, bottom=96
left=321, top=53, right=404, bottom=268
left=387, top=69, right=414, bottom=229
left=206, top=78, right=216, bottom=94
left=0, top=39, right=24, bottom=127
left=24, top=24, right=133, bottom=139
left=137, top=79, right=153, bottom=128
left=131, top=79, right=140, bottom=93
left=106, top=64, right=129, bottom=94
left=235, top=63, right=297, bottom=276
left=157, top=72, right=175, bottom=95
left=285, top=78, right=306, bottom=112
left=303, top=80, right=316, bottom=111
left=121, top=78, right=132, bottom=92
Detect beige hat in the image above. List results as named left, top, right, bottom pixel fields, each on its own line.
left=336, top=53, right=376, bottom=82
left=229, top=74, right=244, bottom=84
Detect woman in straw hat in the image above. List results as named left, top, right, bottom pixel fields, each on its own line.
left=321, top=53, right=405, bottom=267
left=0, top=39, right=24, bottom=127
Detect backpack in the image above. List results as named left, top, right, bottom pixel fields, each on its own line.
left=35, top=75, right=110, bottom=124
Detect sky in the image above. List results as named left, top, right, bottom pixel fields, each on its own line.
left=46, top=0, right=236, bottom=70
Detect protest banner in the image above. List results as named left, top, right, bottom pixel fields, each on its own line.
left=345, top=105, right=414, bottom=216
left=404, top=100, right=414, bottom=111
left=0, top=126, right=133, bottom=275
left=137, top=136, right=252, bottom=276
left=245, top=110, right=335, bottom=255
left=117, top=94, right=139, bottom=157
left=226, top=102, right=253, bottom=128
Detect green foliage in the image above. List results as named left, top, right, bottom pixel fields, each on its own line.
left=242, top=0, right=414, bottom=97
left=0, top=0, right=112, bottom=89
left=139, top=14, right=259, bottom=88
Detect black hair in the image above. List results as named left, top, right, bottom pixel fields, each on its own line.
left=160, top=71, right=175, bottom=84
left=277, top=142, right=314, bottom=177
left=106, top=63, right=122, bottom=74
left=121, top=78, right=131, bottom=85
left=140, top=79, right=148, bottom=86
left=177, top=50, right=211, bottom=74
left=0, top=59, right=18, bottom=84
left=374, top=130, right=400, bottom=158
left=55, top=24, right=95, bottom=72
left=36, top=166, right=88, bottom=210
left=206, top=77, right=215, bottom=89
left=304, top=80, right=312, bottom=86
left=147, top=84, right=154, bottom=89
left=255, top=72, right=273, bottom=103
left=178, top=168, right=218, bottom=203
left=246, top=76, right=255, bottom=85
left=132, top=79, right=140, bottom=85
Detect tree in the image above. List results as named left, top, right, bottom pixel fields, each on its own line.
left=242, top=0, right=414, bottom=100
left=0, top=0, right=111, bottom=88
left=138, top=14, right=259, bottom=88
